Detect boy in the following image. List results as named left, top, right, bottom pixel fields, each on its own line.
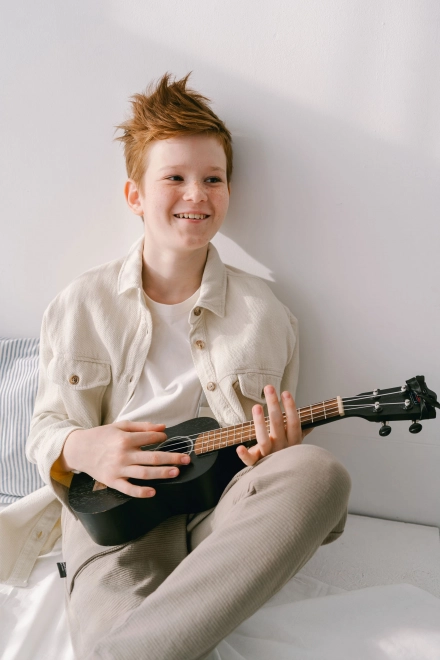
left=27, top=73, right=351, bottom=659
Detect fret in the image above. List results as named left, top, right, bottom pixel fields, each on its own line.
left=194, top=397, right=342, bottom=454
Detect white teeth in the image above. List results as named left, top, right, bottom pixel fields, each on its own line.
left=175, top=213, right=208, bottom=219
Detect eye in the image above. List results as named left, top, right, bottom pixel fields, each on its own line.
left=165, top=175, right=223, bottom=183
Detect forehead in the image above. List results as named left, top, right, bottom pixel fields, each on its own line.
left=145, top=134, right=227, bottom=173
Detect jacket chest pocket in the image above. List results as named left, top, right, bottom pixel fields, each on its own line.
left=234, top=371, right=283, bottom=420
left=236, top=371, right=283, bottom=402
left=48, top=356, right=111, bottom=427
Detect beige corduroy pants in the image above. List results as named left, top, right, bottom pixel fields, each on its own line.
left=62, top=443, right=351, bottom=660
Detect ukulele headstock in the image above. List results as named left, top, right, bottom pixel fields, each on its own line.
left=342, top=375, right=439, bottom=436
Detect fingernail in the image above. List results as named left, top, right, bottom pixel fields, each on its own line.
left=181, top=455, right=190, bottom=464
left=169, top=468, right=179, bottom=476
left=147, top=489, right=155, bottom=497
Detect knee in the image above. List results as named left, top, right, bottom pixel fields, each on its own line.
left=274, top=443, right=352, bottom=507
left=305, top=442, right=351, bottom=490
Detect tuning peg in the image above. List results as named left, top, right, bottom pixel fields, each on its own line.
left=379, top=422, right=392, bottom=437
left=409, top=421, right=423, bottom=434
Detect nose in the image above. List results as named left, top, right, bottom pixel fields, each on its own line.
left=182, top=180, right=208, bottom=203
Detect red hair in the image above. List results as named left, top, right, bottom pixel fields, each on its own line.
left=115, top=72, right=233, bottom=191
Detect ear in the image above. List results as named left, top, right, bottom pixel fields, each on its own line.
left=124, top=179, right=144, bottom=216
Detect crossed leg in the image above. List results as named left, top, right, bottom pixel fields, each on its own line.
left=67, top=443, right=351, bottom=660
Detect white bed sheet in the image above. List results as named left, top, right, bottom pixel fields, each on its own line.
left=1, top=508, right=440, bottom=660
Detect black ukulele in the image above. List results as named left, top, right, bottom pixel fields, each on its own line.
left=69, top=375, right=439, bottom=546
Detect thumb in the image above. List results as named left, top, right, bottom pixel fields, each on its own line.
left=236, top=444, right=259, bottom=467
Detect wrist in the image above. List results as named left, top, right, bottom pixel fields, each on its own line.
left=58, top=428, right=88, bottom=473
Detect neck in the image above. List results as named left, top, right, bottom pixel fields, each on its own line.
left=142, top=241, right=208, bottom=304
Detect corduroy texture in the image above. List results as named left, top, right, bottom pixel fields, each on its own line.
left=0, top=337, right=44, bottom=503
left=62, top=443, right=351, bottom=660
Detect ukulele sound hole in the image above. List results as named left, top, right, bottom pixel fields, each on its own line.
left=157, top=436, right=194, bottom=455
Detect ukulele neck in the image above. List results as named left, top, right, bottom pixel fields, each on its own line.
left=194, top=396, right=344, bottom=455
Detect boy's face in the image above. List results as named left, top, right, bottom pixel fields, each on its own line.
left=125, top=134, right=230, bottom=254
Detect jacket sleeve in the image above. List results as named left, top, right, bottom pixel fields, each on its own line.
left=280, top=306, right=300, bottom=400
left=26, top=307, right=86, bottom=507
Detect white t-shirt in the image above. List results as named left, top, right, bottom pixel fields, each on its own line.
left=115, top=288, right=203, bottom=428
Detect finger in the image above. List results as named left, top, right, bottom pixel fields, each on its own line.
left=281, top=391, right=302, bottom=446
left=236, top=443, right=261, bottom=467
left=128, top=431, right=168, bottom=447
left=302, top=427, right=314, bottom=438
left=252, top=404, right=272, bottom=456
left=124, top=464, right=182, bottom=481
left=112, top=478, right=156, bottom=499
left=264, top=385, right=287, bottom=451
left=133, top=450, right=191, bottom=466
left=116, top=420, right=166, bottom=433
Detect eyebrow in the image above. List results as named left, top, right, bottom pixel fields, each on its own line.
left=158, top=165, right=226, bottom=172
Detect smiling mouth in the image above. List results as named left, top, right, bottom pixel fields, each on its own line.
left=174, top=213, right=210, bottom=219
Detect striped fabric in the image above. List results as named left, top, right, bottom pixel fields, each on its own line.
left=0, top=337, right=44, bottom=503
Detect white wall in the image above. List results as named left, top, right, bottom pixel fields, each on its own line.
left=1, top=1, right=440, bottom=527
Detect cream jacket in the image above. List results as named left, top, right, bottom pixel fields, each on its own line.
left=0, top=235, right=299, bottom=586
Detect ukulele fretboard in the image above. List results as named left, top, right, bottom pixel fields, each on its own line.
left=194, top=396, right=344, bottom=454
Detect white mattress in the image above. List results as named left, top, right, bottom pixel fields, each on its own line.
left=1, top=511, right=440, bottom=660
left=300, top=513, right=440, bottom=598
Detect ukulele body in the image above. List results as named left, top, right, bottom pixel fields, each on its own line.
left=69, top=417, right=250, bottom=546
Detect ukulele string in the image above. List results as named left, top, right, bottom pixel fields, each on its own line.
left=342, top=391, right=405, bottom=403
left=148, top=405, right=341, bottom=453
left=153, top=409, right=341, bottom=452
left=169, top=404, right=340, bottom=445
left=342, top=401, right=412, bottom=411
left=150, top=396, right=415, bottom=454
left=142, top=391, right=410, bottom=454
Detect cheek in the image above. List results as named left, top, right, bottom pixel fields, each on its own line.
left=214, top=188, right=230, bottom=213
left=150, top=185, right=178, bottom=212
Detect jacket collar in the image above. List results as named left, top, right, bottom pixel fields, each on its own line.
left=118, top=235, right=227, bottom=318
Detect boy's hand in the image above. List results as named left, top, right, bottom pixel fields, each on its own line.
left=61, top=421, right=191, bottom=498
left=236, top=385, right=312, bottom=467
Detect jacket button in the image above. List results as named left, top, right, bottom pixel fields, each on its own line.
left=207, top=381, right=216, bottom=391
left=195, top=340, right=205, bottom=349
left=193, top=307, right=202, bottom=316
left=69, top=375, right=80, bottom=385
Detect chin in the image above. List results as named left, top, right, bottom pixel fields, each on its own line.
left=181, top=237, right=210, bottom=250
